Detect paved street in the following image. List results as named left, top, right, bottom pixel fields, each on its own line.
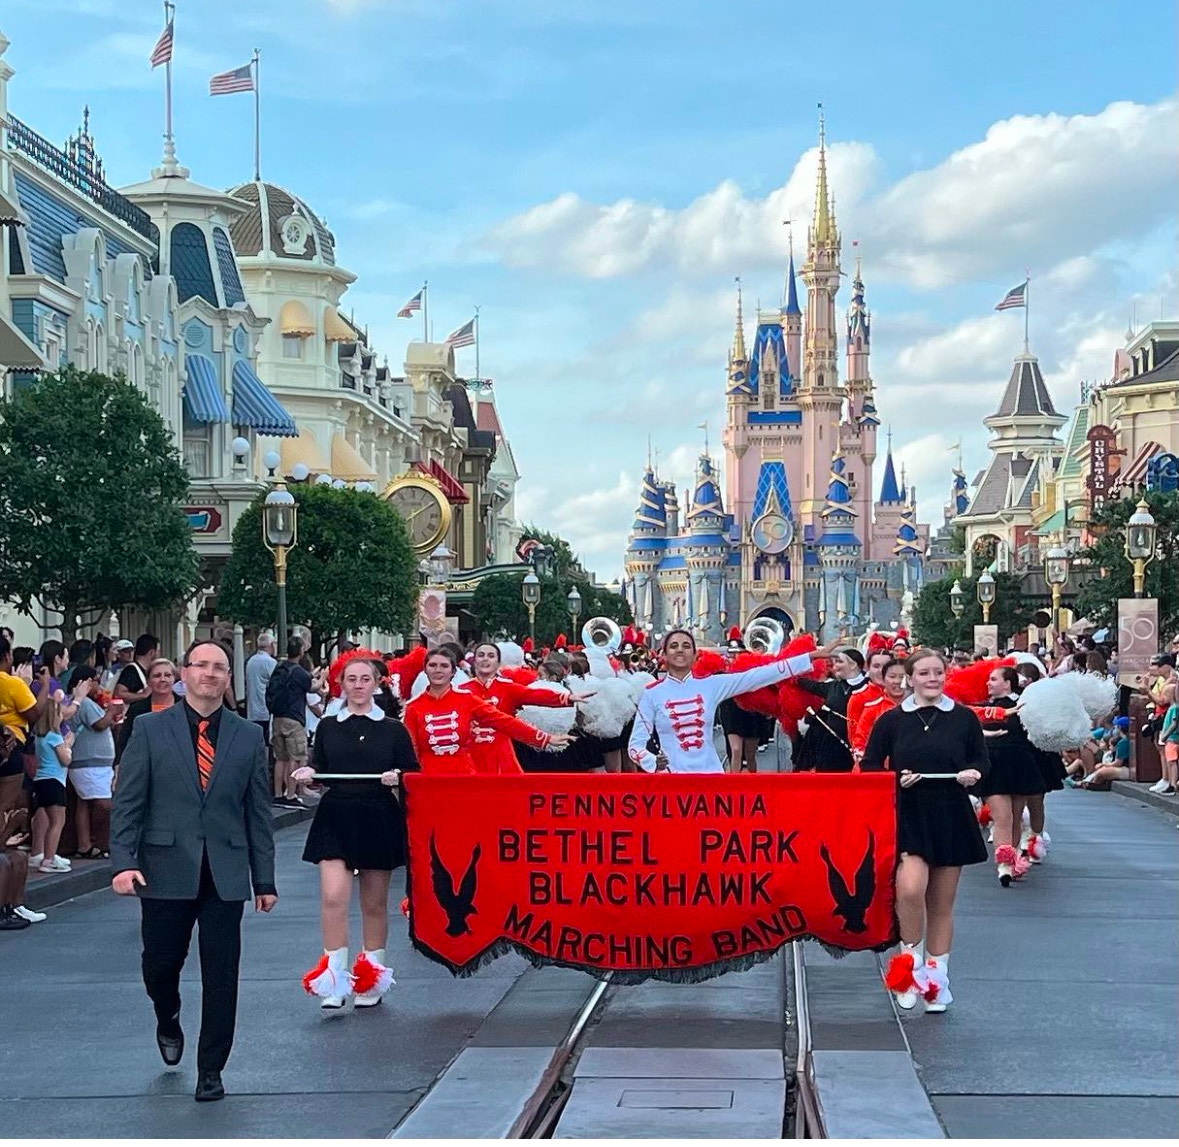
left=905, top=788, right=1179, bottom=1138
left=0, top=823, right=530, bottom=1138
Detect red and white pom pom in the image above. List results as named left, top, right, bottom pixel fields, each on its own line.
left=1026, top=833, right=1047, bottom=860
left=995, top=843, right=1018, bottom=867
left=400, top=896, right=411, bottom=918
left=302, top=955, right=351, bottom=998
left=885, top=952, right=933, bottom=998
left=922, top=959, right=949, bottom=1003
left=351, top=952, right=394, bottom=996
left=1012, top=852, right=1031, bottom=879
left=977, top=802, right=993, bottom=827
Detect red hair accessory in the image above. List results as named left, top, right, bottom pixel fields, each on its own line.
left=555, top=634, right=568, bottom=649
left=327, top=647, right=385, bottom=698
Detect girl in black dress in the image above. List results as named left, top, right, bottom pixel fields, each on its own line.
left=976, top=666, right=1045, bottom=887
left=294, top=658, right=417, bottom=1012
left=862, top=649, right=989, bottom=1014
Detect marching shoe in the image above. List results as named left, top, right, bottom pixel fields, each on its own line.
left=0, top=905, right=31, bottom=930
left=353, top=949, right=395, bottom=1008
left=156, top=1013, right=184, bottom=1066
left=13, top=905, right=47, bottom=922
left=301, top=947, right=352, bottom=1010
left=194, top=1070, right=225, bottom=1102
left=924, top=953, right=953, bottom=1013
left=995, top=843, right=1017, bottom=887
left=884, top=941, right=926, bottom=1010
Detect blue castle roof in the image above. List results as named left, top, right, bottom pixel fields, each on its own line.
left=952, top=468, right=969, bottom=516
left=687, top=455, right=724, bottom=523
left=894, top=509, right=923, bottom=556
left=879, top=449, right=903, bottom=504
left=633, top=468, right=667, bottom=530
left=858, top=392, right=880, bottom=428
left=752, top=461, right=792, bottom=521
left=820, top=450, right=861, bottom=547
left=784, top=249, right=801, bottom=317
left=748, top=321, right=793, bottom=398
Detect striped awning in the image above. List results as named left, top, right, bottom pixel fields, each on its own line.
left=231, top=359, right=297, bottom=437
left=0, top=313, right=42, bottom=370
left=182, top=354, right=230, bottom=424
left=330, top=433, right=377, bottom=481
left=323, top=305, right=354, bottom=342
left=1, top=185, right=25, bottom=225
left=1113, top=440, right=1161, bottom=490
left=428, top=459, right=470, bottom=504
left=280, top=299, right=315, bottom=337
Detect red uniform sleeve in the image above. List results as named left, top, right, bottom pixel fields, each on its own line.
left=505, top=681, right=570, bottom=711
left=469, top=696, right=551, bottom=749
left=402, top=701, right=424, bottom=757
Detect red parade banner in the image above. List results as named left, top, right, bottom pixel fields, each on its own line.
left=403, top=773, right=898, bottom=983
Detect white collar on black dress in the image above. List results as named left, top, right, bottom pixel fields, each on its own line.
left=846, top=673, right=866, bottom=688
left=901, top=694, right=954, bottom=713
left=336, top=704, right=384, bottom=722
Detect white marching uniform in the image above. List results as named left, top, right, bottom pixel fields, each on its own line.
left=627, top=655, right=814, bottom=774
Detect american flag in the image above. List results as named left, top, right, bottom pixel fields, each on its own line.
left=446, top=318, right=476, bottom=348
left=397, top=290, right=423, bottom=318
left=149, top=20, right=174, bottom=68
left=209, top=63, right=255, bottom=95
left=995, top=282, right=1027, bottom=311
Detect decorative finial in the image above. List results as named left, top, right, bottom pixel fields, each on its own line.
left=813, top=103, right=834, bottom=245
left=732, top=276, right=746, bottom=362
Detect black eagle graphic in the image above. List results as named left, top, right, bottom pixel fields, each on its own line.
left=430, top=834, right=481, bottom=937
left=820, top=831, right=876, bottom=934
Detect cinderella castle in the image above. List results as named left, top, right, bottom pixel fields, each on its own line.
left=624, top=117, right=931, bottom=645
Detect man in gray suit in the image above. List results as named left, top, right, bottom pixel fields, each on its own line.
left=111, top=640, right=277, bottom=1103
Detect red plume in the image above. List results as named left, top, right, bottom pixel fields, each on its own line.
left=522, top=637, right=534, bottom=654
left=943, top=656, right=1017, bottom=706
left=692, top=649, right=727, bottom=678
left=555, top=633, right=568, bottom=649
left=867, top=631, right=891, bottom=655
left=385, top=644, right=427, bottom=701
left=727, top=626, right=742, bottom=642
left=896, top=627, right=910, bottom=641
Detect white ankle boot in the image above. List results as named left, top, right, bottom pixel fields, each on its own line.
left=352, top=948, right=395, bottom=1008
left=924, top=953, right=952, bottom=1013
left=885, top=941, right=925, bottom=1010
left=301, top=947, right=351, bottom=1009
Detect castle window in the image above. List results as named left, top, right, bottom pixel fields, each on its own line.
left=282, top=334, right=304, bottom=360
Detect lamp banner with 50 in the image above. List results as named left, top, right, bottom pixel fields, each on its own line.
left=403, top=774, right=898, bottom=983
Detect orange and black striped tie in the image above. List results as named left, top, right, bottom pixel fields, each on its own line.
left=197, top=719, right=214, bottom=791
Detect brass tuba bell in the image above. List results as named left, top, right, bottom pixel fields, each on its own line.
left=743, top=617, right=785, bottom=656
left=581, top=616, right=622, bottom=653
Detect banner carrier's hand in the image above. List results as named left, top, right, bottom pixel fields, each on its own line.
left=112, top=870, right=146, bottom=895
left=380, top=769, right=401, bottom=787
left=898, top=770, right=922, bottom=788
left=291, top=765, right=315, bottom=784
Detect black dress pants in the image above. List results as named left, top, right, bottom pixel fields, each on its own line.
left=140, top=857, right=245, bottom=1072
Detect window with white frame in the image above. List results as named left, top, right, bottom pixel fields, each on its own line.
left=282, top=333, right=304, bottom=359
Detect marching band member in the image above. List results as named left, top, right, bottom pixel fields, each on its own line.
left=717, top=630, right=774, bottom=774
left=458, top=642, right=587, bottom=775
left=1014, top=662, right=1066, bottom=860
left=974, top=666, right=1045, bottom=886
left=861, top=649, right=989, bottom=1014
left=795, top=648, right=869, bottom=773
left=295, top=658, right=416, bottom=1012
left=846, top=648, right=894, bottom=762
left=627, top=630, right=833, bottom=775
left=850, top=657, right=907, bottom=762
left=403, top=648, right=573, bottom=774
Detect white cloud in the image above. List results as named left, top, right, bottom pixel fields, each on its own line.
left=486, top=98, right=1178, bottom=290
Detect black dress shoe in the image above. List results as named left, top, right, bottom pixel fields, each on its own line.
left=156, top=1019, right=184, bottom=1066
left=0, top=906, right=31, bottom=931
left=194, top=1070, right=225, bottom=1102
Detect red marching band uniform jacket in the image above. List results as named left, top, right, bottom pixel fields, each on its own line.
left=457, top=676, right=573, bottom=775
left=402, top=684, right=557, bottom=776
left=850, top=689, right=897, bottom=762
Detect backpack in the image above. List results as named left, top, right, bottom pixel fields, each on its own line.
left=265, top=660, right=292, bottom=714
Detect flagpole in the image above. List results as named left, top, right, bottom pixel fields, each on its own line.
left=422, top=281, right=428, bottom=342
left=1024, top=273, right=1031, bottom=352
left=163, top=2, right=174, bottom=151
left=252, top=48, right=261, bottom=181
left=474, top=305, right=481, bottom=381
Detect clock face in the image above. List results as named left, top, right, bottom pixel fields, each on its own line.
left=753, top=512, right=793, bottom=555
left=386, top=481, right=449, bottom=553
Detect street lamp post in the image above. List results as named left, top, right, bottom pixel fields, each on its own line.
left=1043, top=546, right=1070, bottom=635
left=522, top=572, right=540, bottom=645
left=976, top=569, right=996, bottom=625
left=262, top=477, right=299, bottom=651
left=1125, top=498, right=1158, bottom=598
left=566, top=586, right=582, bottom=640
left=950, top=579, right=965, bottom=619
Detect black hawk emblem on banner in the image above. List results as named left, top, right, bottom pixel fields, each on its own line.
left=430, top=834, right=481, bottom=936
left=820, top=831, right=875, bottom=934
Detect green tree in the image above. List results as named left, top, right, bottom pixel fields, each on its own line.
left=1072, top=491, right=1179, bottom=638
left=912, top=571, right=1037, bottom=651
left=218, top=483, right=417, bottom=651
left=0, top=366, right=199, bottom=641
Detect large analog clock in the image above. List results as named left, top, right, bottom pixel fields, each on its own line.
left=752, top=512, right=793, bottom=555
left=383, top=475, right=452, bottom=555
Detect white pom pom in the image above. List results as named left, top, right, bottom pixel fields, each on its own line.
left=584, top=645, right=616, bottom=679
left=1017, top=677, right=1091, bottom=751
left=497, top=641, right=525, bottom=668
left=1067, top=672, right=1118, bottom=724
left=578, top=676, right=638, bottom=738
left=626, top=671, right=655, bottom=701
left=519, top=681, right=577, bottom=741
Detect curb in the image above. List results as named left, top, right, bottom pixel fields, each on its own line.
left=23, top=806, right=315, bottom=911
left=1111, top=781, right=1179, bottom=821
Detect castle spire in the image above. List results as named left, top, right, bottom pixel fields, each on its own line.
left=732, top=278, right=746, bottom=362
left=783, top=230, right=801, bottom=316
left=879, top=429, right=902, bottom=504
left=813, top=104, right=835, bottom=246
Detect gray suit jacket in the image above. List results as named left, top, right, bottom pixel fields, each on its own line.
left=110, top=702, right=276, bottom=901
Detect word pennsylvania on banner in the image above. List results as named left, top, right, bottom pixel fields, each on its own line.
left=404, top=774, right=898, bottom=983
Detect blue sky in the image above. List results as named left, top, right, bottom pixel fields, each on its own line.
left=5, top=0, right=1177, bottom=578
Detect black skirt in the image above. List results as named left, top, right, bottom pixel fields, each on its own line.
left=898, top=781, right=988, bottom=868
left=1034, top=747, right=1067, bottom=792
left=718, top=698, right=771, bottom=740
left=302, top=788, right=406, bottom=871
left=978, top=736, right=1047, bottom=798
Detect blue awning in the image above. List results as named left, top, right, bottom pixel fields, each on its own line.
left=182, top=354, right=230, bottom=424
left=231, top=359, right=297, bottom=437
